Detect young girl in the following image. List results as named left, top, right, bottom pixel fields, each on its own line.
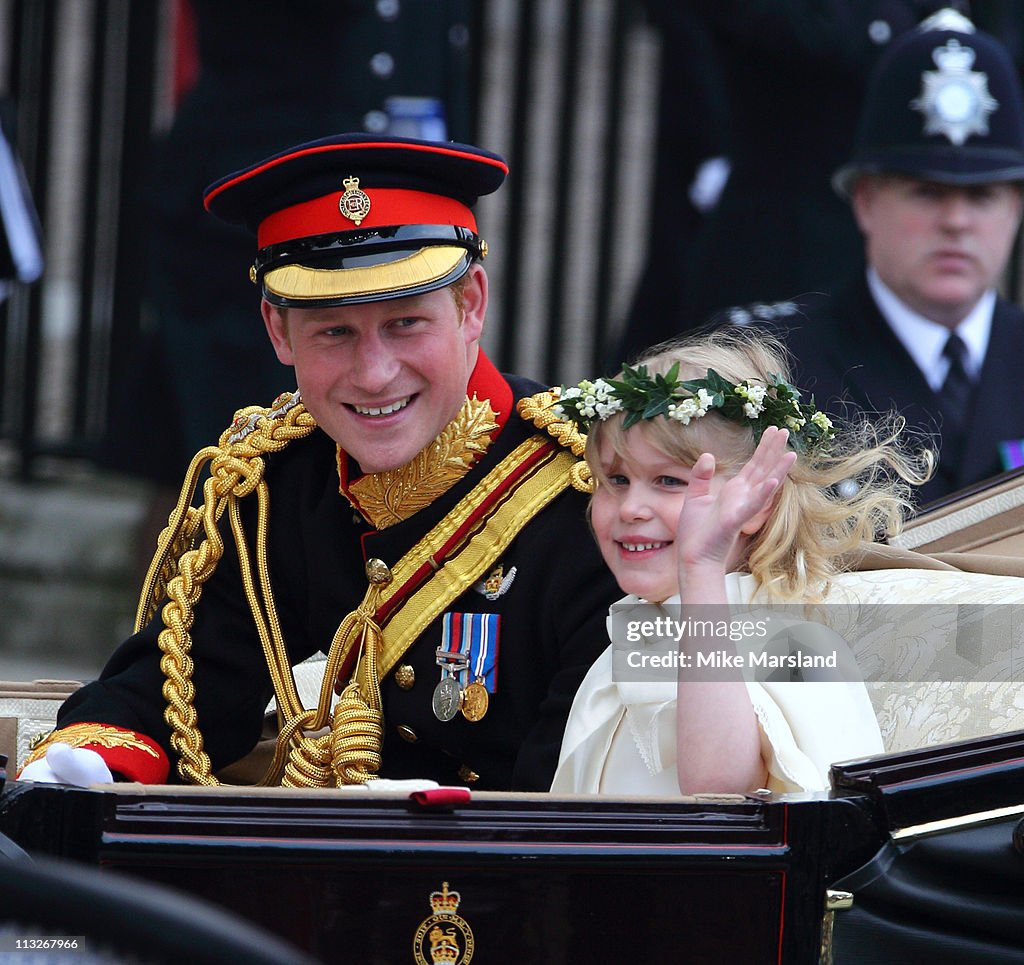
left=550, top=327, right=934, bottom=796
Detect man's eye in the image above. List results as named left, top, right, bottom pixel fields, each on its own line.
left=968, top=186, right=998, bottom=204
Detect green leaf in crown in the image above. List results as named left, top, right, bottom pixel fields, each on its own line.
left=553, top=363, right=835, bottom=452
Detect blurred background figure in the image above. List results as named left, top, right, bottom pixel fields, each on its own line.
left=740, top=10, right=1024, bottom=506
left=615, top=0, right=969, bottom=362
left=0, top=99, right=43, bottom=305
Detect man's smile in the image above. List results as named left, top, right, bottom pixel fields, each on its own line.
left=349, top=396, right=413, bottom=417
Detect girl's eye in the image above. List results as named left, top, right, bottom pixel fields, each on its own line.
left=607, top=473, right=629, bottom=487
left=657, top=475, right=687, bottom=488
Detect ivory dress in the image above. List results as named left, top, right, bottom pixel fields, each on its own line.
left=551, top=568, right=1024, bottom=796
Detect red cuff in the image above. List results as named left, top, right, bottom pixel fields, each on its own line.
left=62, top=724, right=170, bottom=783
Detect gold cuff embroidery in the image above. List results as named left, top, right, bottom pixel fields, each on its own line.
left=22, top=723, right=161, bottom=768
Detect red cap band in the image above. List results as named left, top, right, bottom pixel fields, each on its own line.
left=258, top=188, right=478, bottom=249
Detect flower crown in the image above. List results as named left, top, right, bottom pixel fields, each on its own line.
left=554, top=362, right=835, bottom=452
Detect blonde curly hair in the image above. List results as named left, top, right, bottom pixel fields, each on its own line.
left=586, top=327, right=934, bottom=601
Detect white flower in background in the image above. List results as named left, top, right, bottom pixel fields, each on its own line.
left=811, top=411, right=833, bottom=432
left=595, top=396, right=623, bottom=419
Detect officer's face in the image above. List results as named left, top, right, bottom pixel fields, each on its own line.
left=262, top=265, right=486, bottom=473
left=853, top=175, right=1023, bottom=328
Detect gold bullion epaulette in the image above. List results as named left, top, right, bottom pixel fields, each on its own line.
left=219, top=389, right=316, bottom=453
left=515, top=389, right=592, bottom=493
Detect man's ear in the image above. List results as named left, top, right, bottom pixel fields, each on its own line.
left=850, top=176, right=878, bottom=235
left=460, top=263, right=488, bottom=345
left=262, top=299, right=295, bottom=365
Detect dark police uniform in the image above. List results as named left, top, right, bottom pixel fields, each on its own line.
left=26, top=133, right=621, bottom=791
left=757, top=284, right=1024, bottom=506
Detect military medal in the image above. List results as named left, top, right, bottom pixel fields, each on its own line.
left=432, top=674, right=463, bottom=722
left=461, top=679, right=489, bottom=722
left=437, top=612, right=499, bottom=724
left=460, top=617, right=494, bottom=722
left=433, top=631, right=469, bottom=722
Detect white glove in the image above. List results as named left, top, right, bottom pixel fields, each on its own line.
left=18, top=743, right=114, bottom=786
left=338, top=778, right=440, bottom=794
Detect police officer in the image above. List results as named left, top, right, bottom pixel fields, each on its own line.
left=21, top=133, right=620, bottom=791
left=753, top=9, right=1024, bottom=506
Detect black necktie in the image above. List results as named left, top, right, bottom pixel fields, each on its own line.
left=938, top=332, right=973, bottom=438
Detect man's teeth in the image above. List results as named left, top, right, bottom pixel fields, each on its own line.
left=354, top=398, right=410, bottom=416
left=621, top=542, right=666, bottom=552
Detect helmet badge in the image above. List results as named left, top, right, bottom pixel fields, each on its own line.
left=911, top=39, right=999, bottom=146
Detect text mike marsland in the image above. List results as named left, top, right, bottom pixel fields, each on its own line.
left=626, top=649, right=840, bottom=670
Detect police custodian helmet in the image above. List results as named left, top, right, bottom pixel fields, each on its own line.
left=833, top=8, right=1024, bottom=197
left=203, top=133, right=508, bottom=308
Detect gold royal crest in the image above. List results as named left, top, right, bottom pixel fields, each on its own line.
left=413, top=882, right=475, bottom=964
left=339, top=175, right=371, bottom=225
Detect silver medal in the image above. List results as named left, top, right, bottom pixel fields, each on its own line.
left=432, top=675, right=463, bottom=722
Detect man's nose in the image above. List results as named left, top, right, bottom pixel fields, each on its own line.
left=350, top=333, right=399, bottom=392
left=938, top=193, right=974, bottom=229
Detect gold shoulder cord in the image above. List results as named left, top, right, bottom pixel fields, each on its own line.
left=516, top=389, right=593, bottom=493
left=134, top=391, right=317, bottom=785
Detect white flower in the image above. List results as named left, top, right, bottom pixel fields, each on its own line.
left=736, top=382, right=767, bottom=417
left=595, top=397, right=623, bottom=419
left=811, top=411, right=833, bottom=431
left=695, top=388, right=715, bottom=414
left=785, top=415, right=806, bottom=431
left=561, top=386, right=582, bottom=401
left=668, top=398, right=702, bottom=424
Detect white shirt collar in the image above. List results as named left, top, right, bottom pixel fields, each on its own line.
left=866, top=267, right=994, bottom=392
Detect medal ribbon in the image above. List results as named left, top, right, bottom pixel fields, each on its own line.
left=468, top=613, right=499, bottom=691
left=440, top=613, right=500, bottom=690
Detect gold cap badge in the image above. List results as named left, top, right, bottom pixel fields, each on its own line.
left=339, top=175, right=371, bottom=226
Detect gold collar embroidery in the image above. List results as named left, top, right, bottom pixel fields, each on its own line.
left=343, top=395, right=499, bottom=529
